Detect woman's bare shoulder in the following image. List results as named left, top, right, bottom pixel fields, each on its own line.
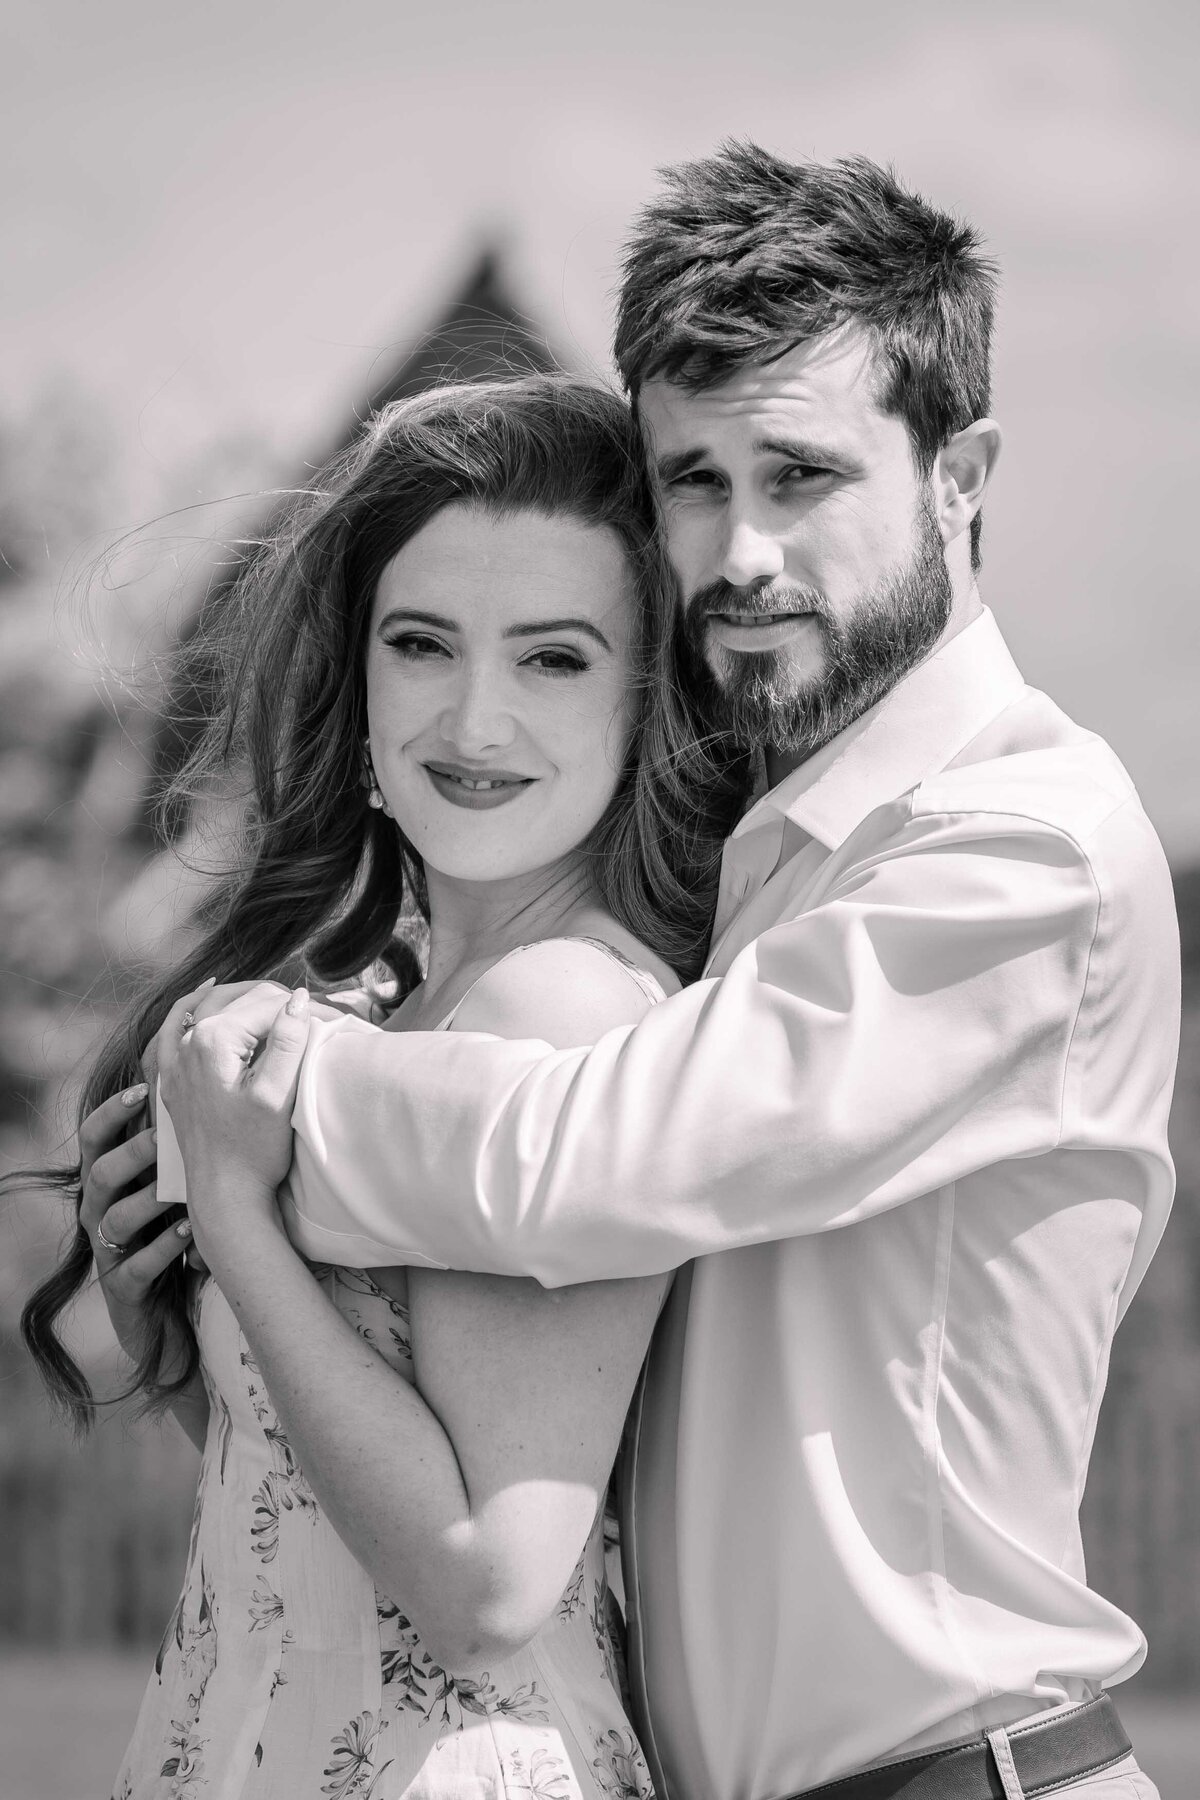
left=449, top=933, right=679, bottom=1051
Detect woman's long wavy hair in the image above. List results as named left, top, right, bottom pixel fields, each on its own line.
left=18, top=373, right=752, bottom=1431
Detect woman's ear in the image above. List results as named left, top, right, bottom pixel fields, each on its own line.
left=933, top=419, right=1002, bottom=547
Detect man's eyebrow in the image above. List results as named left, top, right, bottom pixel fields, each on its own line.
left=376, top=608, right=612, bottom=652
left=754, top=434, right=861, bottom=471
left=656, top=438, right=862, bottom=479
left=656, top=448, right=710, bottom=482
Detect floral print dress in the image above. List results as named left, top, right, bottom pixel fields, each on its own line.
left=111, top=1264, right=655, bottom=1800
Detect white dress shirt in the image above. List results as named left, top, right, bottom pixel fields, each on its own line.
left=276, top=610, right=1179, bottom=1798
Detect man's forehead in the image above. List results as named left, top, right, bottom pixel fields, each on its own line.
left=639, top=330, right=884, bottom=450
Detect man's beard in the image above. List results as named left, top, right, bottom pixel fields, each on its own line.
left=680, top=498, right=953, bottom=762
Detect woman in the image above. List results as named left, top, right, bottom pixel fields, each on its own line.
left=20, top=376, right=748, bottom=1799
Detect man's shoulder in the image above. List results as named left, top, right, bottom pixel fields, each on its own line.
left=875, top=685, right=1176, bottom=948
left=912, top=685, right=1144, bottom=851
left=804, top=681, right=1170, bottom=925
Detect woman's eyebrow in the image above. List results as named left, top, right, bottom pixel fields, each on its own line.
left=377, top=608, right=611, bottom=652
left=504, top=618, right=612, bottom=651
left=376, top=607, right=458, bottom=633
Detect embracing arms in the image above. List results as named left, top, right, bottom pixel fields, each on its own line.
left=276, top=798, right=1178, bottom=1285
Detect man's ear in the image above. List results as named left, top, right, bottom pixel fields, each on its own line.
left=933, top=419, right=1002, bottom=547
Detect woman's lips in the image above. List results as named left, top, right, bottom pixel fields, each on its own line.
left=423, top=762, right=536, bottom=811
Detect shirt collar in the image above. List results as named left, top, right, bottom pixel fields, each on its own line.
left=731, top=607, right=1027, bottom=854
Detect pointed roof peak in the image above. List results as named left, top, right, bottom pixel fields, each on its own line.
left=361, top=236, right=565, bottom=420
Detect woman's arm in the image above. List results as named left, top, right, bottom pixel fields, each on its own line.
left=402, top=1262, right=665, bottom=1666
left=203, top=1215, right=664, bottom=1669
left=160, top=946, right=670, bottom=1668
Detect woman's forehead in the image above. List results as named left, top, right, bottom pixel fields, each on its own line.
left=373, top=505, right=633, bottom=636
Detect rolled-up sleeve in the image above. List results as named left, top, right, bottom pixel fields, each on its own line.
left=280, top=801, right=1127, bottom=1283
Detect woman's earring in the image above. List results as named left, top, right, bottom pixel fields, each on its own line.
left=362, top=743, right=392, bottom=817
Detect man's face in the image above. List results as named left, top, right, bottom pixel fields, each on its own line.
left=639, top=329, right=953, bottom=768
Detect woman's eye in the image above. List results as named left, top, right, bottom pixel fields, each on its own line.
left=523, top=647, right=589, bottom=675
left=385, top=632, right=451, bottom=660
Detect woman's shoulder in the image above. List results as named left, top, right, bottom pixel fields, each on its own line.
left=449, top=930, right=679, bottom=1051
left=558, top=906, right=682, bottom=1001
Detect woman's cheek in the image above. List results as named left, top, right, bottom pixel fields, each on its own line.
left=596, top=677, right=636, bottom=778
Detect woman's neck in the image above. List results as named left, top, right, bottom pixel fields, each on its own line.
left=415, top=857, right=598, bottom=1020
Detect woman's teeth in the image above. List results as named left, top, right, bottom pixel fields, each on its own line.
left=432, top=768, right=527, bottom=790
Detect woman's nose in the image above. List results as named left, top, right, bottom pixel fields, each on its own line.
left=439, top=668, right=518, bottom=754
left=720, top=515, right=787, bottom=589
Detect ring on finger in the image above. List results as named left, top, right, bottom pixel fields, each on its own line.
left=96, top=1217, right=125, bottom=1256
left=180, top=1010, right=197, bottom=1034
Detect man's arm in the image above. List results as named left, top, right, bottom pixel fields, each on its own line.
left=281, top=799, right=1176, bottom=1284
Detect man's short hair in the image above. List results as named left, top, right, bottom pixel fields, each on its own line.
left=614, top=142, right=998, bottom=568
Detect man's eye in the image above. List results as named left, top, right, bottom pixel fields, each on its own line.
left=779, top=464, right=834, bottom=486
left=385, top=633, right=451, bottom=659
left=669, top=468, right=722, bottom=490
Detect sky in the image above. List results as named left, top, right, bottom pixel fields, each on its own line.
left=5, top=0, right=1199, bottom=856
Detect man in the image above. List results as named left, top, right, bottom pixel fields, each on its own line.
left=186, top=147, right=1179, bottom=1798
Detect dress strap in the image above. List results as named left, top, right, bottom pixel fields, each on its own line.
left=562, top=936, right=669, bottom=1006
left=435, top=935, right=668, bottom=1030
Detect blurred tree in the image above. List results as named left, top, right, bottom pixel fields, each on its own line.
left=0, top=382, right=124, bottom=586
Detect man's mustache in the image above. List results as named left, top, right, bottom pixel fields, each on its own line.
left=685, top=579, right=831, bottom=621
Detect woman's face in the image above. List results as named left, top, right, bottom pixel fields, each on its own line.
left=365, top=503, right=637, bottom=889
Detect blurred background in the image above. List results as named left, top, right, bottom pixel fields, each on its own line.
left=1, top=1, right=1197, bottom=1794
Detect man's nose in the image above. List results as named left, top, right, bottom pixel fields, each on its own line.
left=440, top=667, right=518, bottom=754
left=719, top=514, right=787, bottom=588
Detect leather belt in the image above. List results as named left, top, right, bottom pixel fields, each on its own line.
left=789, top=1694, right=1132, bottom=1799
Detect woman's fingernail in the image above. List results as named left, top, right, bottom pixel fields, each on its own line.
left=175, top=1219, right=193, bottom=1239
left=150, top=1127, right=158, bottom=1144
left=198, top=976, right=217, bottom=991
left=121, top=1082, right=150, bottom=1106
left=285, top=987, right=310, bottom=1016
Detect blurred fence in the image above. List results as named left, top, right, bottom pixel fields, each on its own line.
left=1, top=1327, right=1198, bottom=1685
left=1081, top=1347, right=1200, bottom=1690
left=0, top=1361, right=197, bottom=1647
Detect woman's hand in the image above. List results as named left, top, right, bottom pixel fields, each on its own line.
left=78, top=1082, right=193, bottom=1362
left=142, top=979, right=350, bottom=1096
left=155, top=984, right=312, bottom=1266
left=140, top=979, right=288, bottom=1095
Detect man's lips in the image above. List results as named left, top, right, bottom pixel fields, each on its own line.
left=705, top=610, right=821, bottom=652
left=708, top=610, right=811, bottom=627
